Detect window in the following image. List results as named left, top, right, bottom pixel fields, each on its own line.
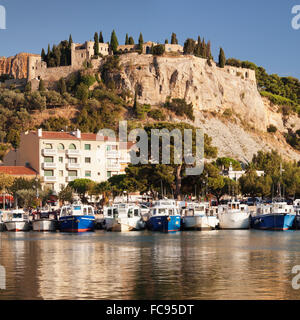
left=69, top=158, right=77, bottom=164
left=85, top=171, right=91, bottom=177
left=107, top=171, right=112, bottom=178
left=45, top=143, right=53, bottom=149
left=44, top=157, right=54, bottom=163
left=85, top=157, right=91, bottom=163
left=69, top=144, right=76, bottom=150
left=59, top=157, right=63, bottom=163
left=44, top=170, right=54, bottom=177
left=68, top=171, right=77, bottom=177
left=58, top=143, right=65, bottom=150
left=59, top=170, right=64, bottom=177
left=85, top=144, right=91, bottom=150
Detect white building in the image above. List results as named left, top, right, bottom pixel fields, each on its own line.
left=3, top=129, right=134, bottom=192
left=223, top=163, right=264, bottom=181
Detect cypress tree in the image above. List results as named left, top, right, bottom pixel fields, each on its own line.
left=69, top=34, right=73, bottom=47
left=171, top=33, right=178, bottom=44
left=41, top=48, right=46, bottom=61
left=110, top=30, right=119, bottom=54
left=99, top=31, right=104, bottom=43
left=128, top=36, right=134, bottom=45
left=206, top=40, right=212, bottom=59
left=138, top=33, right=144, bottom=52
left=94, top=32, right=99, bottom=56
left=125, top=33, right=129, bottom=45
left=39, top=79, right=45, bottom=92
left=165, top=39, right=168, bottom=44
left=219, top=47, right=226, bottom=68
left=58, top=77, right=67, bottom=94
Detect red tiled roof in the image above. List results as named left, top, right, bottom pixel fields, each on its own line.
left=0, top=166, right=36, bottom=176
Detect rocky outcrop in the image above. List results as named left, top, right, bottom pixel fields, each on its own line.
left=113, top=53, right=268, bottom=131
left=0, top=53, right=39, bottom=79
left=108, top=53, right=300, bottom=162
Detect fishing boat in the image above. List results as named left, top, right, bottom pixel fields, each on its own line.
left=147, top=200, right=181, bottom=232
left=251, top=202, right=295, bottom=231
left=0, top=211, right=6, bottom=231
left=32, top=210, right=58, bottom=232
left=104, top=203, right=146, bottom=232
left=293, top=199, right=300, bottom=229
left=218, top=201, right=250, bottom=229
left=3, top=209, right=30, bottom=232
left=59, top=203, right=95, bottom=233
left=180, top=202, right=219, bottom=230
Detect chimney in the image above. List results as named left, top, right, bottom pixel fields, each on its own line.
left=38, top=128, right=42, bottom=137
left=75, top=129, right=81, bottom=139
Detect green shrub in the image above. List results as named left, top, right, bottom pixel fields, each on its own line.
left=267, top=125, right=277, bottom=133
left=163, top=98, right=194, bottom=121
left=223, top=108, right=233, bottom=117
left=148, top=109, right=166, bottom=121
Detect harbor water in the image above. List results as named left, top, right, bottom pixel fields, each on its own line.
left=1, top=230, right=300, bottom=300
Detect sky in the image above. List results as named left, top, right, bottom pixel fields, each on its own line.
left=0, top=0, right=299, bottom=78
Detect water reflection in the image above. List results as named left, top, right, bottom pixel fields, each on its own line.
left=1, top=230, right=300, bottom=300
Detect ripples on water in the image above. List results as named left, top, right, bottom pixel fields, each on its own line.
left=1, top=230, right=300, bottom=300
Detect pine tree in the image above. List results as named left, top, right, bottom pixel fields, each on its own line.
left=128, top=36, right=134, bottom=45
left=110, top=30, right=119, bottom=54
left=125, top=34, right=129, bottom=45
left=138, top=33, right=144, bottom=52
left=94, top=32, right=99, bottom=56
left=99, top=31, right=104, bottom=43
left=171, top=33, right=178, bottom=44
left=218, top=47, right=226, bottom=68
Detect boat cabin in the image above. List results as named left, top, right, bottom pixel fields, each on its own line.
left=60, top=204, right=94, bottom=217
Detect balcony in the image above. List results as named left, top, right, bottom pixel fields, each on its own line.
left=43, top=176, right=57, bottom=182
left=66, top=163, right=81, bottom=170
left=66, top=150, right=81, bottom=157
left=66, top=176, right=78, bottom=183
left=43, top=162, right=56, bottom=169
left=42, top=149, right=57, bottom=156
left=106, top=151, right=120, bottom=158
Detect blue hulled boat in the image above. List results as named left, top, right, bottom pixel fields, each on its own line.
left=147, top=200, right=181, bottom=232
left=59, top=203, right=95, bottom=233
left=251, top=202, right=295, bottom=231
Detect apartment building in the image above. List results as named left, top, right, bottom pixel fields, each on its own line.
left=3, top=129, right=133, bottom=192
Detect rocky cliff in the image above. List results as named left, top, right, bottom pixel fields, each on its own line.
left=0, top=53, right=39, bottom=79
left=108, top=53, right=300, bottom=162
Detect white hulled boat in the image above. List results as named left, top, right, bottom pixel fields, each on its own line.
left=32, top=210, right=58, bottom=232
left=104, top=203, right=146, bottom=232
left=180, top=202, right=218, bottom=230
left=0, top=211, right=6, bottom=231
left=218, top=200, right=250, bottom=229
left=4, top=210, right=30, bottom=232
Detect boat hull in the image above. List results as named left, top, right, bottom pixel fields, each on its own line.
left=0, top=222, right=6, bottom=232
left=251, top=214, right=295, bottom=231
left=105, top=217, right=145, bottom=232
left=218, top=212, right=250, bottom=229
left=148, top=216, right=181, bottom=232
left=59, top=215, right=95, bottom=233
left=4, top=221, right=30, bottom=232
left=32, top=220, right=57, bottom=232
left=182, top=216, right=219, bottom=230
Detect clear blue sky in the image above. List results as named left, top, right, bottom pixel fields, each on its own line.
left=0, top=0, right=299, bottom=78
